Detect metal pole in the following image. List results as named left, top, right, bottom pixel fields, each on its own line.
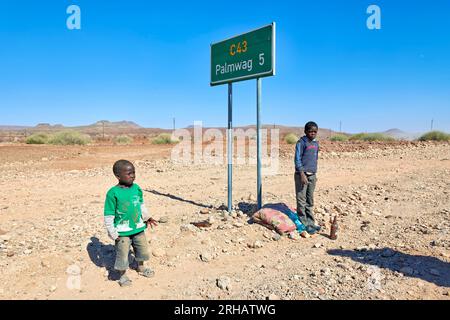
left=257, top=78, right=262, bottom=209
left=227, top=83, right=233, bottom=213
left=431, top=119, right=434, bottom=131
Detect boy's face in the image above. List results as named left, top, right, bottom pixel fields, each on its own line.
left=116, top=164, right=135, bottom=186
left=305, top=126, right=318, bottom=140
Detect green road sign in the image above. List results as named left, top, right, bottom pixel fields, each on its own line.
left=210, top=23, right=276, bottom=86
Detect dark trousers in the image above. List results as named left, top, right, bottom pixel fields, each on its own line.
left=294, top=172, right=317, bottom=227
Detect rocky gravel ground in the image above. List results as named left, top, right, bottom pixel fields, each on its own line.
left=0, top=141, right=449, bottom=300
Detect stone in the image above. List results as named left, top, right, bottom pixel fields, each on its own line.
left=49, top=285, right=57, bottom=292
left=199, top=209, right=210, bottom=215
left=267, top=293, right=280, bottom=300
left=399, top=267, right=414, bottom=276
left=313, top=243, right=322, bottom=248
left=0, top=235, right=11, bottom=242
left=180, top=224, right=198, bottom=233
left=272, top=234, right=281, bottom=241
left=152, top=248, right=166, bottom=257
left=381, top=248, right=396, bottom=258
left=23, top=249, right=32, bottom=255
left=233, top=222, right=244, bottom=228
left=321, top=268, right=331, bottom=276
left=41, top=260, right=51, bottom=268
left=248, top=241, right=263, bottom=249
left=66, top=265, right=81, bottom=276
left=207, top=217, right=216, bottom=225
left=200, top=252, right=212, bottom=262
left=429, top=269, right=440, bottom=276
left=216, top=276, right=231, bottom=291
left=158, top=216, right=169, bottom=224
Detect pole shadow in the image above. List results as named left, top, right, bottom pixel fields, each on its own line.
left=328, top=247, right=450, bottom=288
left=145, top=188, right=214, bottom=209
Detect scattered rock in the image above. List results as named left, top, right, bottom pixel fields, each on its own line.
left=429, top=269, right=440, bottom=276
left=233, top=222, right=244, bottom=228
left=152, top=248, right=166, bottom=257
left=313, top=243, right=322, bottom=248
left=0, top=235, right=11, bottom=242
left=41, top=260, right=51, bottom=268
left=199, top=209, right=210, bottom=215
left=248, top=241, right=263, bottom=249
left=66, top=265, right=81, bottom=276
left=49, top=285, right=57, bottom=292
left=216, top=276, right=231, bottom=291
left=180, top=224, right=198, bottom=232
left=267, top=293, right=280, bottom=300
left=381, top=248, right=396, bottom=258
left=158, top=216, right=169, bottom=224
left=272, top=234, right=281, bottom=241
left=399, top=267, right=414, bottom=276
left=200, top=252, right=212, bottom=262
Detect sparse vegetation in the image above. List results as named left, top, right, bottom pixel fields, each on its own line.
left=418, top=131, right=450, bottom=142
left=25, top=133, right=50, bottom=144
left=349, top=133, right=394, bottom=142
left=114, top=135, right=133, bottom=145
left=284, top=133, right=298, bottom=144
left=152, top=133, right=179, bottom=144
left=48, top=130, right=91, bottom=145
left=330, top=134, right=349, bottom=142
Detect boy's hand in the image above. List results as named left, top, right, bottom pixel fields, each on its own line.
left=145, top=218, right=158, bottom=229
left=300, top=172, right=309, bottom=185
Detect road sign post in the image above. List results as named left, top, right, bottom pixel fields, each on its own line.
left=257, top=78, right=262, bottom=209
left=211, top=23, right=275, bottom=213
left=228, top=83, right=233, bottom=213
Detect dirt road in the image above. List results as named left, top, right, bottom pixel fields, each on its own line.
left=0, top=141, right=449, bottom=300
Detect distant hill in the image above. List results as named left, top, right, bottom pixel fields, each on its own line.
left=0, top=125, right=31, bottom=131
left=184, top=124, right=336, bottom=139
left=85, top=120, right=142, bottom=129
left=382, top=128, right=422, bottom=141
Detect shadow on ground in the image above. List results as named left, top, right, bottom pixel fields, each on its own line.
left=328, top=248, right=450, bottom=288
left=87, top=237, right=137, bottom=281
left=145, top=189, right=214, bottom=209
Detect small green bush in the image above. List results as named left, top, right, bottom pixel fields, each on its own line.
left=25, top=133, right=49, bottom=144
left=330, top=134, right=349, bottom=142
left=284, top=133, right=298, bottom=144
left=418, top=131, right=450, bottom=141
left=349, top=133, right=394, bottom=142
left=152, top=133, right=179, bottom=144
left=48, top=130, right=91, bottom=145
left=114, top=135, right=133, bottom=145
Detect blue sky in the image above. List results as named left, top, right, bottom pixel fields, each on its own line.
left=1, top=0, right=449, bottom=133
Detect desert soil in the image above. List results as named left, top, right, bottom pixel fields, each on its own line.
left=0, top=141, right=449, bottom=300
